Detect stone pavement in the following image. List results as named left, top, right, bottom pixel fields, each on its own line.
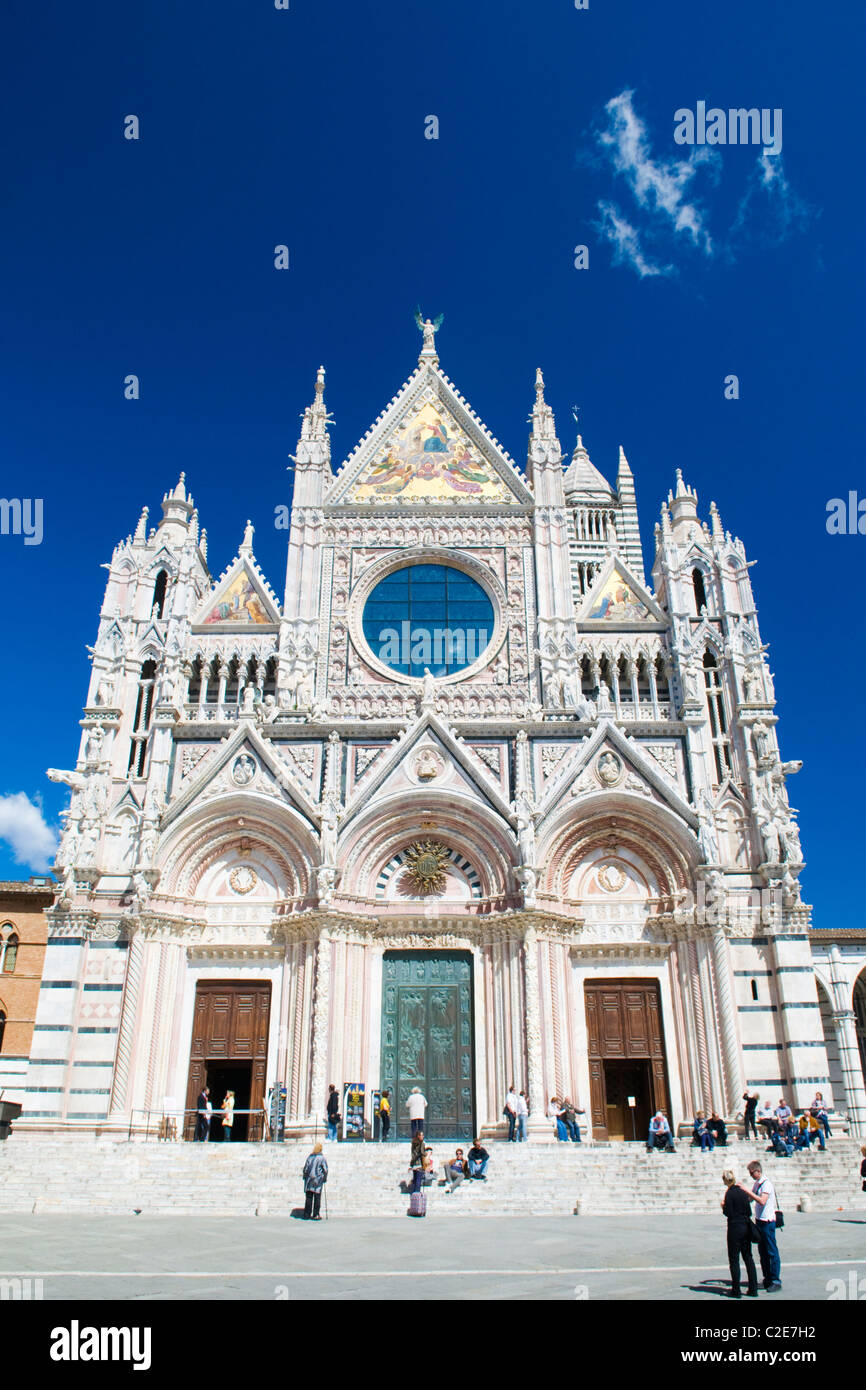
left=0, top=1211, right=864, bottom=1300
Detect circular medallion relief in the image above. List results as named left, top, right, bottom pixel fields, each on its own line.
left=229, top=865, right=258, bottom=895
left=598, top=863, right=627, bottom=894
left=232, top=754, right=257, bottom=787
left=596, top=751, right=623, bottom=787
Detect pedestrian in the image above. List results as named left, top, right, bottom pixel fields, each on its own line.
left=379, top=1089, right=391, bottom=1142
left=221, top=1090, right=234, bottom=1142
left=409, top=1130, right=426, bottom=1194
left=516, top=1090, right=529, bottom=1142
left=467, top=1137, right=490, bottom=1180
left=742, top=1091, right=759, bottom=1141
left=406, top=1086, right=427, bottom=1137
left=302, top=1142, right=328, bottom=1220
left=443, top=1148, right=468, bottom=1193
left=504, top=1084, right=519, bottom=1141
left=693, top=1111, right=715, bottom=1152
left=326, top=1083, right=340, bottom=1141
left=739, top=1160, right=781, bottom=1291
left=194, top=1085, right=212, bottom=1142
left=720, top=1170, right=758, bottom=1299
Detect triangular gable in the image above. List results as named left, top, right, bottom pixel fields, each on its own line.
left=341, top=710, right=513, bottom=827
left=577, top=555, right=667, bottom=627
left=110, top=784, right=143, bottom=816
left=535, top=719, right=697, bottom=828
left=162, top=724, right=318, bottom=828
left=192, top=556, right=280, bottom=630
left=326, top=364, right=534, bottom=508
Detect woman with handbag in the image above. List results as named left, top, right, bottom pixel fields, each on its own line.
left=721, top=1170, right=758, bottom=1299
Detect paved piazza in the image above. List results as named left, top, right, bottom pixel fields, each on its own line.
left=1, top=1211, right=864, bottom=1301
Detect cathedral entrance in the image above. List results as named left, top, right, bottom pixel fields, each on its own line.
left=584, top=979, right=670, bottom=1141
left=380, top=952, right=475, bottom=1141
left=184, top=981, right=270, bottom=1141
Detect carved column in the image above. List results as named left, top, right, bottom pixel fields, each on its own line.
left=308, top=928, right=332, bottom=1122
left=522, top=925, right=547, bottom=1135
left=712, top=925, right=743, bottom=1112
left=108, top=929, right=143, bottom=1116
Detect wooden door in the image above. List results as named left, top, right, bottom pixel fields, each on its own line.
left=185, top=982, right=271, bottom=1139
left=585, top=979, right=670, bottom=1141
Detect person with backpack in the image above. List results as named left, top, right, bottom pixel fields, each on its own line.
left=302, top=1143, right=328, bottom=1220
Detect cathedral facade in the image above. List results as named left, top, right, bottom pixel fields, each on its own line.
left=23, top=324, right=866, bottom=1141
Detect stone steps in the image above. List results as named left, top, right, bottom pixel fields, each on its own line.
left=1, top=1138, right=861, bottom=1217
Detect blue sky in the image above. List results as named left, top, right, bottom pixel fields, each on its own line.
left=1, top=1, right=863, bottom=927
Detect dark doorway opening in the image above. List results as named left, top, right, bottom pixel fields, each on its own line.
left=603, top=1059, right=653, bottom=1141
left=206, top=1060, right=254, bottom=1142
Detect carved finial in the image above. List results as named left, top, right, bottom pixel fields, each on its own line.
left=133, top=506, right=149, bottom=543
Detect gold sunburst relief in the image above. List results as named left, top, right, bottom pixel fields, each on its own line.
left=401, top=839, right=450, bottom=896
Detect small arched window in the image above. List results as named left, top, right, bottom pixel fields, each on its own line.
left=692, top=568, right=708, bottom=615
left=152, top=570, right=169, bottom=619
left=0, top=927, right=17, bottom=974
left=751, top=979, right=759, bottom=1001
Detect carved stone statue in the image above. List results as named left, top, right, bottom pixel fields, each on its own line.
left=780, top=818, right=802, bottom=864
left=697, top=792, right=720, bottom=863
left=95, top=678, right=115, bottom=707
left=85, top=726, right=105, bottom=765
left=760, top=817, right=781, bottom=865
left=743, top=663, right=763, bottom=702
left=319, top=797, right=340, bottom=867
left=420, top=667, right=437, bottom=710
left=515, top=864, right=538, bottom=910
left=315, top=865, right=336, bottom=908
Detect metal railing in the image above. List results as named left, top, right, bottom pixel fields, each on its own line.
left=125, top=1107, right=270, bottom=1143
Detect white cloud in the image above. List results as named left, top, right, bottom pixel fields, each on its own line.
left=0, top=793, right=58, bottom=872
left=597, top=90, right=716, bottom=255
left=596, top=202, right=672, bottom=278
left=728, top=151, right=810, bottom=249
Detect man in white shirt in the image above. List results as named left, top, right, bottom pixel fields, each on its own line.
left=504, top=1085, right=519, bottom=1142
left=406, top=1087, right=427, bottom=1138
left=757, top=1101, right=776, bottom=1141
left=739, top=1160, right=782, bottom=1291
left=516, top=1090, right=529, bottom=1142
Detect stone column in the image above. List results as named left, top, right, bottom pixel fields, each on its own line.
left=308, top=928, right=332, bottom=1123
left=108, top=929, right=143, bottom=1116
left=523, top=925, right=548, bottom=1138
left=712, top=925, right=744, bottom=1112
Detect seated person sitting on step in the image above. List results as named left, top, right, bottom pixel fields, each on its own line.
left=647, top=1111, right=676, bottom=1153
left=757, top=1101, right=776, bottom=1138
left=693, top=1111, right=715, bottom=1151
left=707, top=1110, right=728, bottom=1146
left=442, top=1148, right=469, bottom=1193
left=467, top=1139, right=490, bottom=1179
left=422, top=1146, right=435, bottom=1184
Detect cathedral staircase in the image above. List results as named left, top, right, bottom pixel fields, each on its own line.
left=0, top=1137, right=862, bottom=1218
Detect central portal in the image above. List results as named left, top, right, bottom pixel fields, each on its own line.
left=380, top=952, right=475, bottom=1141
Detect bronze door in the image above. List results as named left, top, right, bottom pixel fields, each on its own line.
left=185, top=982, right=271, bottom=1140
left=380, top=952, right=475, bottom=1140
